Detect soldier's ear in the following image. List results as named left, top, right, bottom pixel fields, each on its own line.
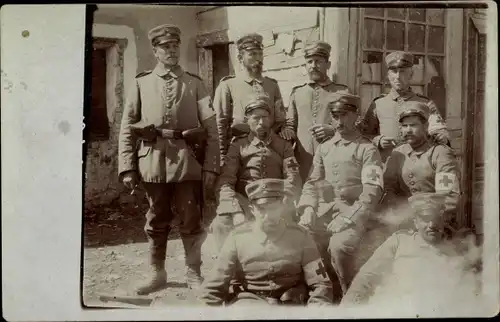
left=326, top=60, right=331, bottom=70
left=243, top=116, right=249, bottom=123
left=408, top=68, right=414, bottom=78
left=237, top=52, right=243, bottom=63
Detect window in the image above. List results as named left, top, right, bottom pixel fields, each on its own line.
left=359, top=8, right=447, bottom=115
left=89, top=44, right=110, bottom=141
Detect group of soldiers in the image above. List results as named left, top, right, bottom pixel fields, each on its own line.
left=117, top=23, right=471, bottom=306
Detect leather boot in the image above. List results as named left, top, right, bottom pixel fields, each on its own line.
left=186, top=265, right=204, bottom=289
left=135, top=261, right=168, bottom=295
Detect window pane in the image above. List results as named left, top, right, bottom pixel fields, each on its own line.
left=365, top=8, right=383, bottom=17
left=408, top=24, right=425, bottom=52
left=361, top=51, right=383, bottom=82
left=411, top=55, right=425, bottom=83
left=386, top=21, right=405, bottom=50
left=428, top=26, right=445, bottom=53
left=387, top=8, right=406, bottom=20
left=427, top=8, right=445, bottom=25
left=360, top=85, right=382, bottom=115
left=408, top=9, right=426, bottom=22
left=364, top=18, right=384, bottom=49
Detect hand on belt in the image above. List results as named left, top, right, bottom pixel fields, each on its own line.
left=157, top=129, right=183, bottom=140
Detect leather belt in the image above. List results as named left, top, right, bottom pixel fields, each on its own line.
left=157, top=129, right=183, bottom=139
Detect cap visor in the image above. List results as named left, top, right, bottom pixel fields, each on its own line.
left=253, top=197, right=282, bottom=206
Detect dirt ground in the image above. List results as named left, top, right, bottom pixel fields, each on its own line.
left=82, top=199, right=219, bottom=308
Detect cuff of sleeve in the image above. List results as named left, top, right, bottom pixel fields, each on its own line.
left=118, top=163, right=136, bottom=176
left=216, top=200, right=243, bottom=215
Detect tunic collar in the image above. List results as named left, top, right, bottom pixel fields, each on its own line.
left=153, top=63, right=184, bottom=78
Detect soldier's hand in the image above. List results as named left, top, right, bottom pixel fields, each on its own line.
left=379, top=136, right=397, bottom=149
left=232, top=212, right=246, bottom=226
left=298, top=207, right=316, bottom=229
left=279, top=128, right=296, bottom=141
left=309, top=124, right=335, bottom=142
left=327, top=216, right=353, bottom=234
left=122, top=171, right=138, bottom=190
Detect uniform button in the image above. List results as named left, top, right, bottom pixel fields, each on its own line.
left=334, top=164, right=338, bottom=168
left=408, top=173, right=414, bottom=178
left=411, top=188, right=417, bottom=193
left=410, top=181, right=415, bottom=185
left=263, top=164, right=267, bottom=168
left=333, top=172, right=338, bottom=175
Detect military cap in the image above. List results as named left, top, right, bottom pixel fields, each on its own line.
left=408, top=192, right=446, bottom=215
left=303, top=41, right=331, bottom=59
left=236, top=33, right=264, bottom=51
left=246, top=178, right=290, bottom=206
left=385, top=51, right=414, bottom=69
left=398, top=101, right=430, bottom=122
left=244, top=93, right=272, bottom=115
left=148, top=24, right=181, bottom=46
left=328, top=93, right=361, bottom=113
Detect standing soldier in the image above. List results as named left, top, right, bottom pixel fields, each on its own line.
left=280, top=40, right=350, bottom=183
left=297, top=93, right=384, bottom=298
left=118, top=24, right=220, bottom=294
left=383, top=101, right=461, bottom=231
left=200, top=178, right=333, bottom=306
left=361, top=51, right=450, bottom=163
left=213, top=33, right=286, bottom=165
left=212, top=93, right=302, bottom=251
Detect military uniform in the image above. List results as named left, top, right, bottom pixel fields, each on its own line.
left=361, top=51, right=450, bottom=163
left=118, top=24, right=220, bottom=293
left=214, top=33, right=286, bottom=163
left=283, top=41, right=350, bottom=182
left=298, top=93, right=384, bottom=296
left=200, top=179, right=333, bottom=306
left=383, top=101, right=461, bottom=229
left=341, top=193, right=477, bottom=306
left=212, top=94, right=302, bottom=251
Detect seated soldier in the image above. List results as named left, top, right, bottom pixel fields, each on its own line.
left=340, top=192, right=481, bottom=308
left=211, top=93, right=302, bottom=252
left=199, top=178, right=333, bottom=306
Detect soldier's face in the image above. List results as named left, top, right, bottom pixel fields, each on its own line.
left=414, top=210, right=445, bottom=244
left=154, top=42, right=180, bottom=66
left=400, top=116, right=429, bottom=145
left=305, top=56, right=331, bottom=81
left=252, top=200, right=285, bottom=233
left=331, top=110, right=358, bottom=134
left=246, top=108, right=271, bottom=137
left=388, top=67, right=413, bottom=91
left=239, top=49, right=263, bottom=74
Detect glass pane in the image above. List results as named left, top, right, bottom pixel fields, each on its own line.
left=365, top=8, right=383, bottom=17
left=428, top=26, right=445, bottom=53
left=360, top=85, right=382, bottom=115
left=386, top=21, right=405, bottom=50
left=364, top=18, right=384, bottom=49
left=361, top=51, right=383, bottom=82
left=387, top=8, right=406, bottom=20
left=427, top=8, right=445, bottom=25
left=408, top=24, right=425, bottom=52
left=408, top=8, right=426, bottom=22
left=411, top=55, right=425, bottom=83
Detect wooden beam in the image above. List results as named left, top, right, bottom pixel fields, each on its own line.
left=196, top=30, right=230, bottom=48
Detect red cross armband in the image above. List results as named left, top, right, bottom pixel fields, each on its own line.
left=303, top=258, right=330, bottom=285
left=435, top=172, right=460, bottom=194
left=361, top=164, right=384, bottom=189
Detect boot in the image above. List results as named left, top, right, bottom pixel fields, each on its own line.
left=135, top=262, right=168, bottom=295
left=186, top=265, right=204, bottom=289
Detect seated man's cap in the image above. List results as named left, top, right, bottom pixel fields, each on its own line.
left=236, top=33, right=264, bottom=51
left=385, top=51, right=414, bottom=69
left=328, top=93, right=361, bottom=113
left=303, top=41, right=331, bottom=59
left=244, top=93, right=272, bottom=115
left=398, top=101, right=430, bottom=122
left=408, top=192, right=447, bottom=216
left=148, top=24, right=181, bottom=46
left=246, top=178, right=290, bottom=206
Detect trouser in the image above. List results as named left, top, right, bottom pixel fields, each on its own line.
left=143, top=181, right=206, bottom=267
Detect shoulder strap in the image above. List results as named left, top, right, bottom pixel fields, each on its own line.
left=185, top=71, right=202, bottom=81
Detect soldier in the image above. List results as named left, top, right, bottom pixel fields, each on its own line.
left=118, top=24, right=220, bottom=294
left=383, top=101, right=461, bottom=231
left=280, top=40, right=350, bottom=182
left=211, top=93, right=302, bottom=251
left=297, top=93, right=384, bottom=298
left=341, top=193, right=480, bottom=307
left=200, top=178, right=333, bottom=306
left=213, top=33, right=286, bottom=165
left=361, top=51, right=450, bottom=163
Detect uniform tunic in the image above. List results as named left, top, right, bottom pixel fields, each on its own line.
left=361, top=88, right=449, bottom=162
left=118, top=64, right=220, bottom=182
left=216, top=132, right=302, bottom=216
left=284, top=79, right=350, bottom=182
left=200, top=223, right=333, bottom=306
left=213, top=75, right=285, bottom=161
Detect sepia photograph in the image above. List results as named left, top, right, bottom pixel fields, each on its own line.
left=79, top=2, right=493, bottom=316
